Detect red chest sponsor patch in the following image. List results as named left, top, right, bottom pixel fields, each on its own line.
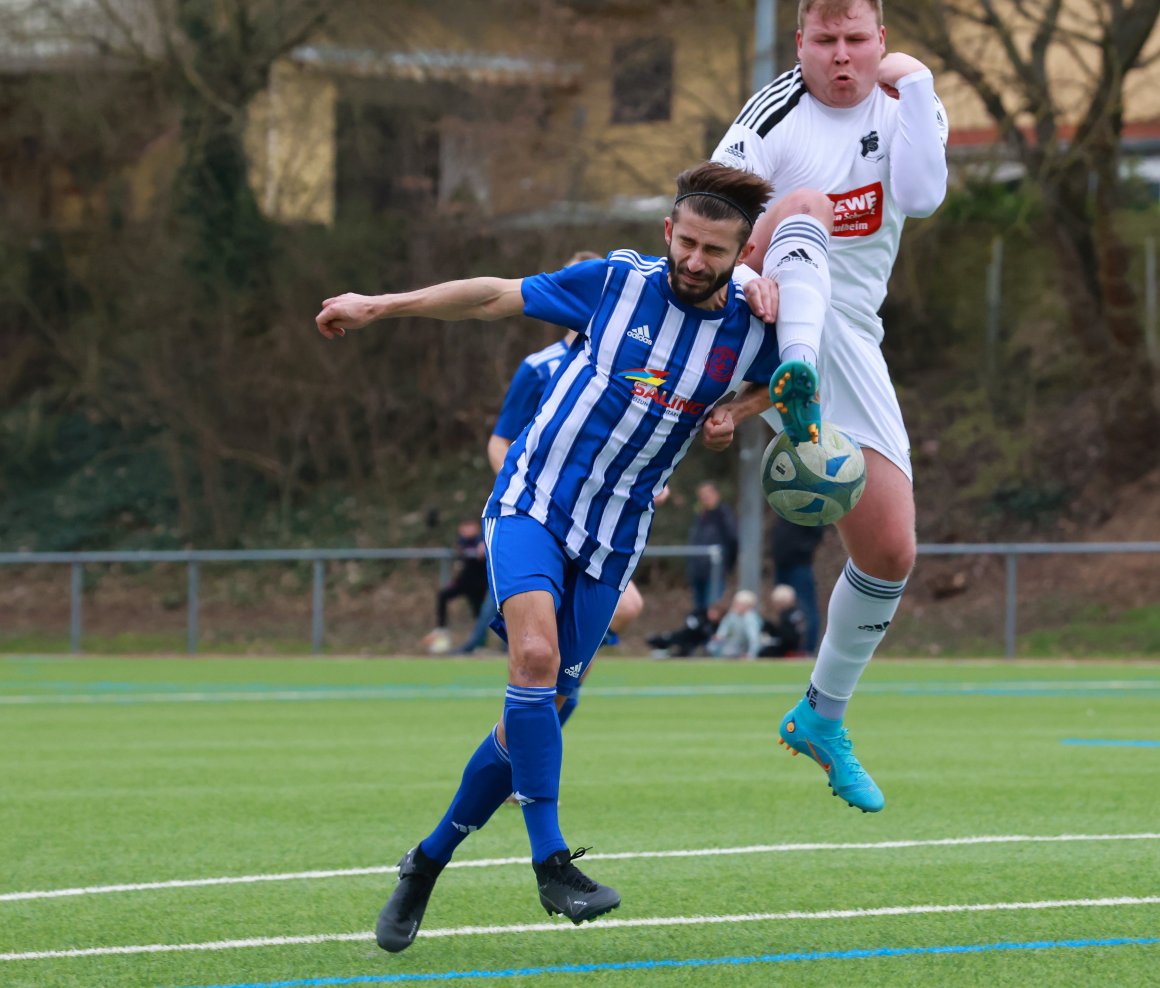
left=828, top=182, right=884, bottom=237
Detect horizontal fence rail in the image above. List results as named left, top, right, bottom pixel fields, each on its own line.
left=0, top=545, right=724, bottom=655
left=2, top=542, right=1158, bottom=656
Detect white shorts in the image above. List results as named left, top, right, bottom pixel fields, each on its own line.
left=761, top=311, right=913, bottom=481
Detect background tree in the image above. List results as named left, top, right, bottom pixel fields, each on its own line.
left=893, top=0, right=1160, bottom=480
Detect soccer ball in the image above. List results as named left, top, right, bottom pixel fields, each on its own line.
left=422, top=627, right=453, bottom=656
left=760, top=424, right=866, bottom=526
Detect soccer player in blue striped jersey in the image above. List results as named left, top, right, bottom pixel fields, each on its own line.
left=316, top=161, right=780, bottom=951
left=487, top=252, right=645, bottom=672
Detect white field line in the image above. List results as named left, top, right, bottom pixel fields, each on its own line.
left=4, top=832, right=1159, bottom=903
left=2, top=679, right=1159, bottom=705
left=3, top=895, right=1159, bottom=962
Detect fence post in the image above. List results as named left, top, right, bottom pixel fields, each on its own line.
left=187, top=561, right=199, bottom=655
left=1005, top=552, right=1017, bottom=658
left=1145, top=236, right=1158, bottom=367
left=709, top=544, right=723, bottom=602
left=70, top=562, right=83, bottom=655
left=312, top=560, right=325, bottom=654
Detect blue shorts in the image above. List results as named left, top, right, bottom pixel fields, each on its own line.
left=482, top=513, right=621, bottom=697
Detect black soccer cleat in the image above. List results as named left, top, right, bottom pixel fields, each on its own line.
left=375, top=844, right=444, bottom=953
left=533, top=846, right=620, bottom=924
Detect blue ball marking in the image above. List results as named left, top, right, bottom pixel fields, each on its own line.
left=824, top=453, right=850, bottom=478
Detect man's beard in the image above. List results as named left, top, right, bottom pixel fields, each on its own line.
left=667, top=253, right=733, bottom=305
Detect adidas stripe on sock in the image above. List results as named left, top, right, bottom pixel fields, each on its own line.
left=808, top=560, right=907, bottom=718
left=765, top=215, right=831, bottom=364
left=420, top=725, right=514, bottom=866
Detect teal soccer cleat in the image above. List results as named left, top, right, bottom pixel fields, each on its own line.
left=769, top=360, right=822, bottom=445
left=778, top=699, right=884, bottom=812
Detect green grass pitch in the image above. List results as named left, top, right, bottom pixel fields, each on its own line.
left=1, top=655, right=1158, bottom=988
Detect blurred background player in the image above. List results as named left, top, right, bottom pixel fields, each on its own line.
left=712, top=0, right=948, bottom=812
left=707, top=588, right=762, bottom=659
left=316, top=162, right=782, bottom=949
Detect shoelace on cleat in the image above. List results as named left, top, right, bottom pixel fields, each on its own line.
left=827, top=729, right=868, bottom=781
left=547, top=846, right=599, bottom=893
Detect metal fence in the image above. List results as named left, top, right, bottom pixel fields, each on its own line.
left=0, top=545, right=724, bottom=655
left=2, top=541, right=1158, bottom=656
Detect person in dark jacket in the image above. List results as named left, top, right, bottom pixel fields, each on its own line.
left=686, top=481, right=738, bottom=613
left=770, top=514, right=824, bottom=653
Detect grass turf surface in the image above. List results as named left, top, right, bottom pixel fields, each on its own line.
left=1, top=656, right=1158, bottom=987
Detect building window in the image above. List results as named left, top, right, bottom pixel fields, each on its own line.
left=611, top=37, right=673, bottom=124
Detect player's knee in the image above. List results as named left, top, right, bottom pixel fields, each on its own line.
left=772, top=188, right=834, bottom=233
left=862, top=540, right=915, bottom=583
left=509, top=633, right=558, bottom=683
left=614, top=585, right=644, bottom=627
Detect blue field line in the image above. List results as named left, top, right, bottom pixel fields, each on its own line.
left=175, top=936, right=1160, bottom=988
left=4, top=679, right=1160, bottom=706
left=1062, top=738, right=1160, bottom=748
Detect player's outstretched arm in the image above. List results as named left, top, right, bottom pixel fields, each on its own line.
left=316, top=277, right=525, bottom=339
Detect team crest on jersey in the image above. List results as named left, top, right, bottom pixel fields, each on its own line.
left=859, top=130, right=884, bottom=162
left=704, top=346, right=737, bottom=383
left=828, top=182, right=884, bottom=237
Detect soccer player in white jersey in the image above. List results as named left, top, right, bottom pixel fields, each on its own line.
left=316, top=162, right=781, bottom=950
left=712, top=0, right=948, bottom=813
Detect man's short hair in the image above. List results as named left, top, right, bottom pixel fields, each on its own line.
left=672, top=162, right=772, bottom=239
left=798, top=0, right=883, bottom=29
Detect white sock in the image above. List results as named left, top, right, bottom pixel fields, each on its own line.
left=764, top=215, right=831, bottom=364
left=808, top=560, right=906, bottom=719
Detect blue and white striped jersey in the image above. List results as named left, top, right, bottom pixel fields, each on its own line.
left=492, top=339, right=571, bottom=441
left=484, top=251, right=780, bottom=591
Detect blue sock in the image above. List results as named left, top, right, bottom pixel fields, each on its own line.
left=419, top=726, right=513, bottom=866
left=557, top=692, right=579, bottom=728
left=504, top=684, right=566, bottom=863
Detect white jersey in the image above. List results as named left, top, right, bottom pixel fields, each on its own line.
left=713, top=64, right=949, bottom=344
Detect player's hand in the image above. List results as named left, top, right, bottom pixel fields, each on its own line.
left=653, top=485, right=671, bottom=506
left=742, top=277, right=779, bottom=323
left=702, top=407, right=735, bottom=451
left=315, top=293, right=381, bottom=339
left=742, top=275, right=779, bottom=322
left=877, top=52, right=928, bottom=99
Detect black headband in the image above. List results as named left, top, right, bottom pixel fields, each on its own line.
left=673, top=191, right=759, bottom=228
